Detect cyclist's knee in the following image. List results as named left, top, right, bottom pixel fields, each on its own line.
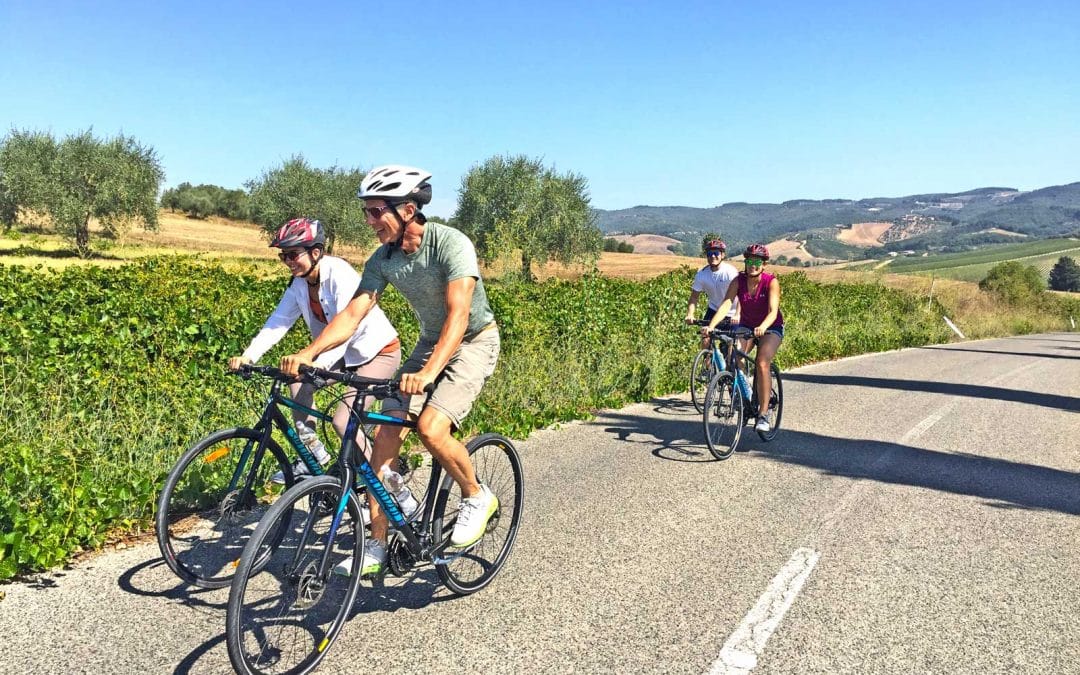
left=416, top=408, right=453, bottom=448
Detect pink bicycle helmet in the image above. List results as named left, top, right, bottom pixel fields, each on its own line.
left=743, top=243, right=770, bottom=260
left=270, top=218, right=326, bottom=248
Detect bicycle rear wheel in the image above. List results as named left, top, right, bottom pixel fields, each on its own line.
left=755, top=364, right=784, bottom=441
left=703, top=372, right=743, bottom=460
left=156, top=427, right=292, bottom=588
left=227, top=475, right=364, bottom=675
left=433, top=433, right=524, bottom=596
left=689, top=349, right=714, bottom=414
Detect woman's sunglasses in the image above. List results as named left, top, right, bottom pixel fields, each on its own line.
left=278, top=250, right=308, bottom=262
left=744, top=258, right=765, bottom=268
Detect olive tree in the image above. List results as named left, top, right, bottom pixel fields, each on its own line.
left=0, top=128, right=163, bottom=256
left=979, top=261, right=1045, bottom=302
left=246, top=155, right=368, bottom=253
left=455, top=154, right=601, bottom=281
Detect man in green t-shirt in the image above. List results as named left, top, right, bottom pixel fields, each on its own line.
left=282, top=165, right=501, bottom=576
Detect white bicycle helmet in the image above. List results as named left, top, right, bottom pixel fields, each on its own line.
left=357, top=165, right=432, bottom=206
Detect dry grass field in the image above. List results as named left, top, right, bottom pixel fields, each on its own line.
left=980, top=228, right=1027, bottom=238
left=605, top=233, right=682, bottom=255
left=758, top=237, right=820, bottom=262
left=0, top=211, right=371, bottom=271
left=837, top=221, right=892, bottom=247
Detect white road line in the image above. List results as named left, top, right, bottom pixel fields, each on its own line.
left=900, top=410, right=947, bottom=444
left=707, top=547, right=821, bottom=675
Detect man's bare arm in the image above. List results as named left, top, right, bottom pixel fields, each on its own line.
left=281, top=289, right=377, bottom=375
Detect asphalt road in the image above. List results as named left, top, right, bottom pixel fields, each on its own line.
left=2, top=333, right=1078, bottom=674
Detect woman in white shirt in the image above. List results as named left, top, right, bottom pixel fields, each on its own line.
left=228, top=218, right=401, bottom=476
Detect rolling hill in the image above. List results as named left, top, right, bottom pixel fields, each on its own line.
left=594, top=182, right=1080, bottom=257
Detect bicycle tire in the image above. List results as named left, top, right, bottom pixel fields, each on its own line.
left=433, top=433, right=524, bottom=596
left=755, top=364, right=783, bottom=441
left=156, top=427, right=293, bottom=588
left=226, top=475, right=365, bottom=675
left=703, top=372, right=743, bottom=460
left=689, top=349, right=714, bottom=414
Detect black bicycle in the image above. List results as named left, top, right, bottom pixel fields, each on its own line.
left=156, top=364, right=344, bottom=588
left=226, top=365, right=524, bottom=675
left=702, top=326, right=784, bottom=459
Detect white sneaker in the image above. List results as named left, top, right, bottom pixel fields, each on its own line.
left=755, top=417, right=771, bottom=433
left=450, top=485, right=498, bottom=548
left=333, top=539, right=385, bottom=577
left=271, top=457, right=328, bottom=485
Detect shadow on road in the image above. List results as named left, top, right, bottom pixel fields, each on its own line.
left=117, top=557, right=228, bottom=612
left=748, top=429, right=1080, bottom=516
left=124, top=560, right=457, bottom=673
left=782, top=372, right=1080, bottom=413
left=598, top=408, right=1080, bottom=516
left=1008, top=335, right=1079, bottom=345
left=347, top=567, right=456, bottom=619
left=921, top=346, right=1080, bottom=361
left=604, top=396, right=715, bottom=463
left=651, top=396, right=699, bottom=418
left=173, top=633, right=226, bottom=675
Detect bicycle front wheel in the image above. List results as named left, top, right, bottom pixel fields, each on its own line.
left=433, top=433, right=524, bottom=596
left=755, top=364, right=784, bottom=441
left=227, top=475, right=364, bottom=675
left=156, top=427, right=292, bottom=588
left=703, top=372, right=743, bottom=460
left=689, top=349, right=714, bottom=414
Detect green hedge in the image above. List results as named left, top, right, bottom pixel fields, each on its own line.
left=0, top=258, right=952, bottom=579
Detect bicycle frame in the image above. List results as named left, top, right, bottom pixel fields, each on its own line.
left=226, top=372, right=335, bottom=495
left=713, top=333, right=754, bottom=374
left=293, top=369, right=471, bottom=583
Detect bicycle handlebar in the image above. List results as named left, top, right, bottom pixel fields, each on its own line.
left=298, top=365, right=434, bottom=396
left=688, top=320, right=754, bottom=340
left=231, top=363, right=297, bottom=382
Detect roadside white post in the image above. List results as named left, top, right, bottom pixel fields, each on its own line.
left=943, top=316, right=966, bottom=339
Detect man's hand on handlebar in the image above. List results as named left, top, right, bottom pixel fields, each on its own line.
left=400, top=369, right=436, bottom=396
left=280, top=351, right=316, bottom=378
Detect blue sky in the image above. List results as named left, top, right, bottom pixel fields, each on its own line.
left=3, top=1, right=1078, bottom=218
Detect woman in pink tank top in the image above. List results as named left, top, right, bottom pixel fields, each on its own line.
left=701, top=243, right=784, bottom=432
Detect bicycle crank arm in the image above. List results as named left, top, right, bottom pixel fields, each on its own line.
left=432, top=544, right=478, bottom=565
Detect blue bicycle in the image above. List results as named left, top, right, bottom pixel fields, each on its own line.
left=226, top=365, right=524, bottom=675
left=698, top=325, right=784, bottom=459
